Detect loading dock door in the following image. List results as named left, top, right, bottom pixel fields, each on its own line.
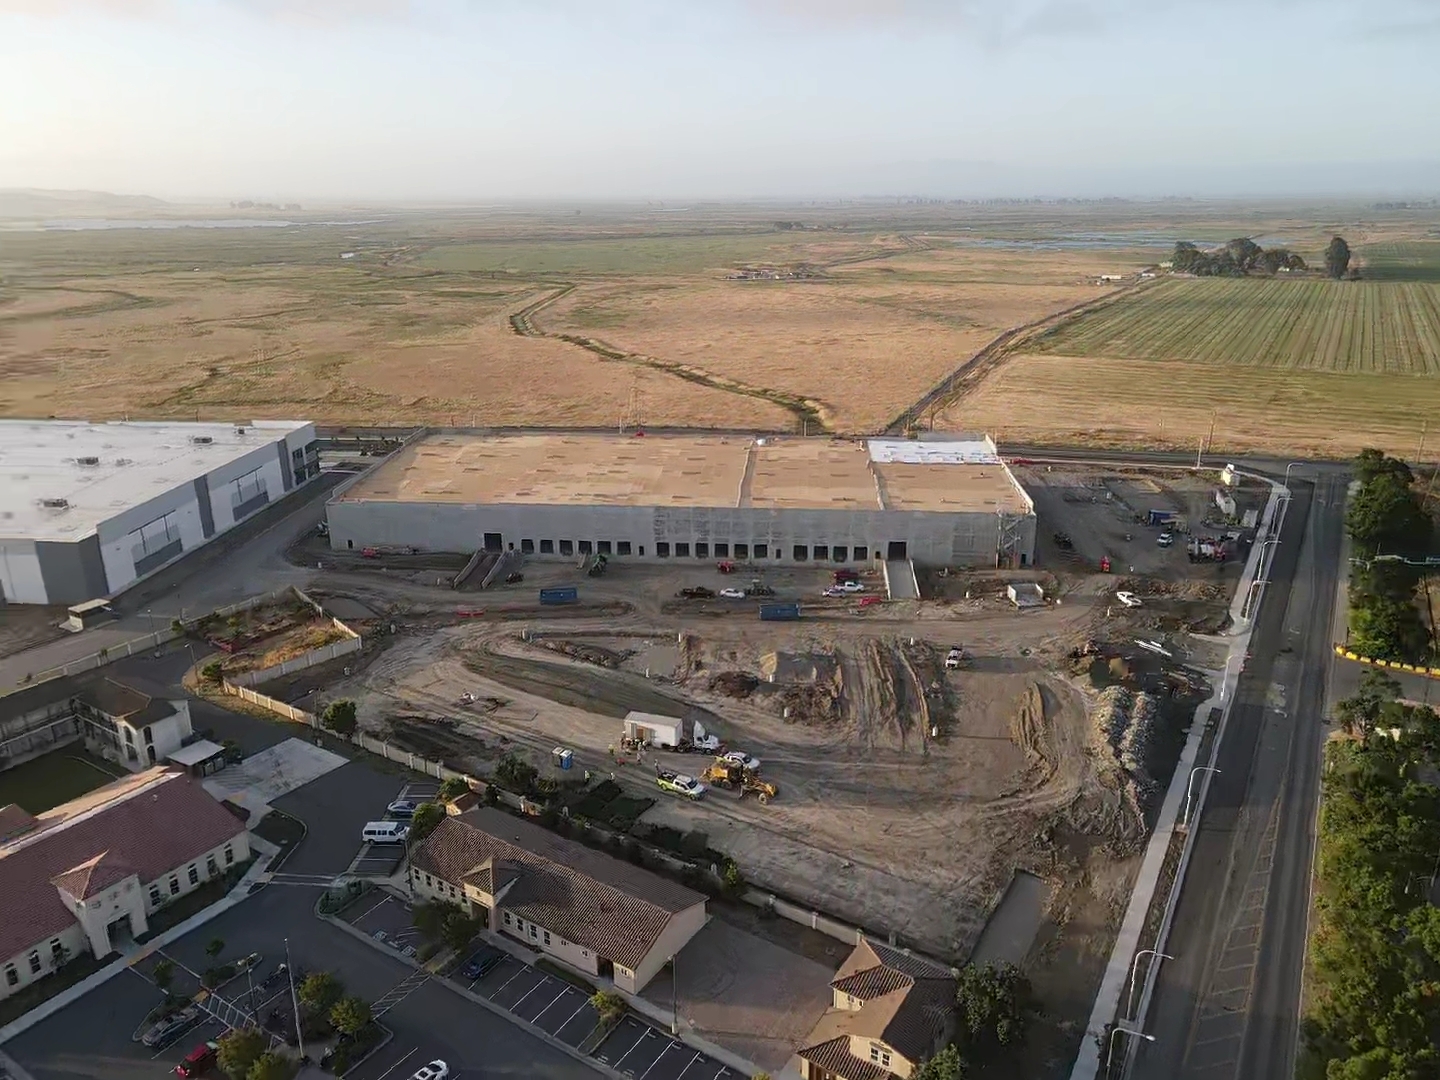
left=483, top=533, right=503, bottom=553
left=887, top=541, right=908, bottom=559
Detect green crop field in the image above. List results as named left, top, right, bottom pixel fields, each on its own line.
left=1032, top=278, right=1440, bottom=374
left=1360, top=242, right=1440, bottom=283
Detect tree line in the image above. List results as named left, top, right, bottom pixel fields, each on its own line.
left=1169, top=235, right=1352, bottom=279
left=1301, top=672, right=1440, bottom=1079
left=1345, top=449, right=1434, bottom=662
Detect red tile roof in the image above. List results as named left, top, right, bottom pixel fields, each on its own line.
left=0, top=805, right=38, bottom=843
left=413, top=807, right=705, bottom=970
left=0, top=768, right=246, bottom=961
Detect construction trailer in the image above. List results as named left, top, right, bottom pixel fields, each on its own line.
left=623, top=711, right=683, bottom=748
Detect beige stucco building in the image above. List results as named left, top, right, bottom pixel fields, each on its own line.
left=410, top=807, right=707, bottom=993
left=0, top=767, right=249, bottom=1002
left=793, top=939, right=956, bottom=1080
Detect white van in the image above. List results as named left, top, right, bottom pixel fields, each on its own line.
left=361, top=821, right=409, bottom=845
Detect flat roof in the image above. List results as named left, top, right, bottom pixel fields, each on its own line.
left=167, top=739, right=226, bottom=767
left=338, top=433, right=1031, bottom=515
left=0, top=420, right=312, bottom=542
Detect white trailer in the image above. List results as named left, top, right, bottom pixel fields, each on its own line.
left=623, top=711, right=683, bottom=748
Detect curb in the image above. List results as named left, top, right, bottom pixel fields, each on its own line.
left=336, top=1021, right=394, bottom=1078
left=1333, top=645, right=1440, bottom=676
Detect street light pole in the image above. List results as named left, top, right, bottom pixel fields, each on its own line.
left=1183, top=766, right=1221, bottom=827
left=1126, top=949, right=1173, bottom=1019
left=1107, top=1025, right=1156, bottom=1073
left=284, top=937, right=306, bottom=1060
left=670, top=954, right=678, bottom=1035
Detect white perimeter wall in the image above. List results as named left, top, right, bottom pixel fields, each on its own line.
left=0, top=542, right=47, bottom=604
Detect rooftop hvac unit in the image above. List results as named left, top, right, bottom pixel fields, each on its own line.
left=41, top=498, right=70, bottom=509
left=191, top=435, right=214, bottom=445
left=75, top=456, right=100, bottom=466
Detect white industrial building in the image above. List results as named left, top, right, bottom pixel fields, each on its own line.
left=0, top=420, right=318, bottom=606
left=326, top=431, right=1036, bottom=568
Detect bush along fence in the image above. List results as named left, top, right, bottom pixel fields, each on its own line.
left=1334, top=644, right=1440, bottom=678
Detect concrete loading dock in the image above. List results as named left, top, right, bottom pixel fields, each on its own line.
left=325, top=431, right=1036, bottom=570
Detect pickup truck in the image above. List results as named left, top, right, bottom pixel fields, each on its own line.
left=655, top=769, right=707, bottom=799
left=677, top=586, right=716, bottom=600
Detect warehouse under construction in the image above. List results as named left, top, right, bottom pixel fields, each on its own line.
left=325, top=431, right=1036, bottom=569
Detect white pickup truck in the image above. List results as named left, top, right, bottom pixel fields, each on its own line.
left=655, top=769, right=707, bottom=800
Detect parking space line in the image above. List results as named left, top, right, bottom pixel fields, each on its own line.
left=351, top=892, right=393, bottom=925
left=530, top=986, right=571, bottom=1022
left=372, top=1046, right=418, bottom=1079
left=639, top=1041, right=686, bottom=1080
left=671, top=1051, right=703, bottom=1079
left=488, top=966, right=527, bottom=999
left=553, top=998, right=589, bottom=1032
left=511, top=975, right=553, bottom=1012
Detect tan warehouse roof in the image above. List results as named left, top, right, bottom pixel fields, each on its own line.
left=338, top=433, right=1030, bottom=515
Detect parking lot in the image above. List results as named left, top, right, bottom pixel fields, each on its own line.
left=344, top=780, right=439, bottom=877
left=466, top=955, right=602, bottom=1047
left=596, top=1016, right=746, bottom=1080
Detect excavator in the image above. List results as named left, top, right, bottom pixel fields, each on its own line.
left=700, top=758, right=777, bottom=804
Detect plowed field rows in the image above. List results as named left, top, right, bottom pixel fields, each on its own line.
left=1032, top=278, right=1440, bottom=374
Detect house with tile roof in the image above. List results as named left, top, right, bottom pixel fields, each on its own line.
left=0, top=673, right=193, bottom=773
left=792, top=938, right=957, bottom=1080
left=0, top=767, right=249, bottom=1002
left=409, top=806, right=707, bottom=993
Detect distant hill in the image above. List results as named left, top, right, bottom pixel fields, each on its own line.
left=0, top=188, right=171, bottom=218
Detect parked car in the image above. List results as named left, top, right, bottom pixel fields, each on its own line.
left=718, top=587, right=745, bottom=600
left=655, top=769, right=707, bottom=799
left=833, top=568, right=861, bottom=583
left=143, top=1006, right=201, bottom=1048
left=836, top=580, right=864, bottom=593
left=460, top=946, right=505, bottom=981
left=174, top=1040, right=219, bottom=1078
left=1157, top=533, right=1174, bottom=547
left=945, top=647, right=965, bottom=670
left=1116, top=591, right=1143, bottom=608
left=387, top=800, right=418, bottom=819
left=822, top=586, right=848, bottom=598
left=722, top=750, right=761, bottom=771
left=411, top=1062, right=450, bottom=1080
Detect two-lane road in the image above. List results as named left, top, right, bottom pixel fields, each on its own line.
left=1131, top=470, right=1345, bottom=1080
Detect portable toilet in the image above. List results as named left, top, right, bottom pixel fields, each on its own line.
left=551, top=747, right=574, bottom=771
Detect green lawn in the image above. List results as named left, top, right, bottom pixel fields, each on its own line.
left=0, top=747, right=120, bottom=813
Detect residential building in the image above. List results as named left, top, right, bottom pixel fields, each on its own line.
left=0, top=767, right=250, bottom=1002
left=0, top=419, right=318, bottom=605
left=0, top=674, right=194, bottom=773
left=793, top=939, right=956, bottom=1080
left=409, top=806, right=707, bottom=993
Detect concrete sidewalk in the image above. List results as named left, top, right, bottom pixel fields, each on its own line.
left=0, top=837, right=277, bottom=1046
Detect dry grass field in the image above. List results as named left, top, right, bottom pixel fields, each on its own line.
left=3, top=202, right=1439, bottom=452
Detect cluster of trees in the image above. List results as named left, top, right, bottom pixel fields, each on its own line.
left=413, top=899, right=484, bottom=954
left=1301, top=676, right=1440, bottom=1079
left=1171, top=238, right=1306, bottom=277
left=1326, top=235, right=1353, bottom=279
left=320, top=699, right=358, bottom=737
left=1346, top=450, right=1434, bottom=662
left=910, top=962, right=1038, bottom=1080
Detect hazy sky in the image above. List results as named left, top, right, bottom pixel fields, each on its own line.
left=1, top=0, right=1437, bottom=200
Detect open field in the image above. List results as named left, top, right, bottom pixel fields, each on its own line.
left=4, top=201, right=1439, bottom=449
left=1030, top=278, right=1440, bottom=373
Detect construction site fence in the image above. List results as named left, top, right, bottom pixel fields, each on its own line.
left=23, top=585, right=354, bottom=690
left=225, top=622, right=362, bottom=688
left=221, top=677, right=930, bottom=957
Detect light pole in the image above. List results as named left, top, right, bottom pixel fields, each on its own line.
left=284, top=937, right=305, bottom=1061
left=1183, top=766, right=1221, bottom=827
left=1127, top=949, right=1173, bottom=1019
left=1107, top=1025, right=1156, bottom=1073
left=670, top=954, right=678, bottom=1035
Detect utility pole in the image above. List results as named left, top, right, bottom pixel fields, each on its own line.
left=285, top=938, right=305, bottom=1061
left=670, top=954, right=678, bottom=1035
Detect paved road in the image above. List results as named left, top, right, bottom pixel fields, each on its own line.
left=1131, top=472, right=1345, bottom=1080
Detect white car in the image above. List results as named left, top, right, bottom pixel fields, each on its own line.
left=718, top=587, right=745, bottom=599
left=411, top=1061, right=449, bottom=1080
left=722, top=750, right=761, bottom=771
left=944, top=647, right=964, bottom=670
left=1116, top=591, right=1142, bottom=608
left=1157, top=533, right=1174, bottom=547
left=836, top=580, right=864, bottom=593
left=822, top=586, right=847, bottom=597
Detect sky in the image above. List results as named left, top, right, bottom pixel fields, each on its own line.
left=1, top=0, right=1438, bottom=201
